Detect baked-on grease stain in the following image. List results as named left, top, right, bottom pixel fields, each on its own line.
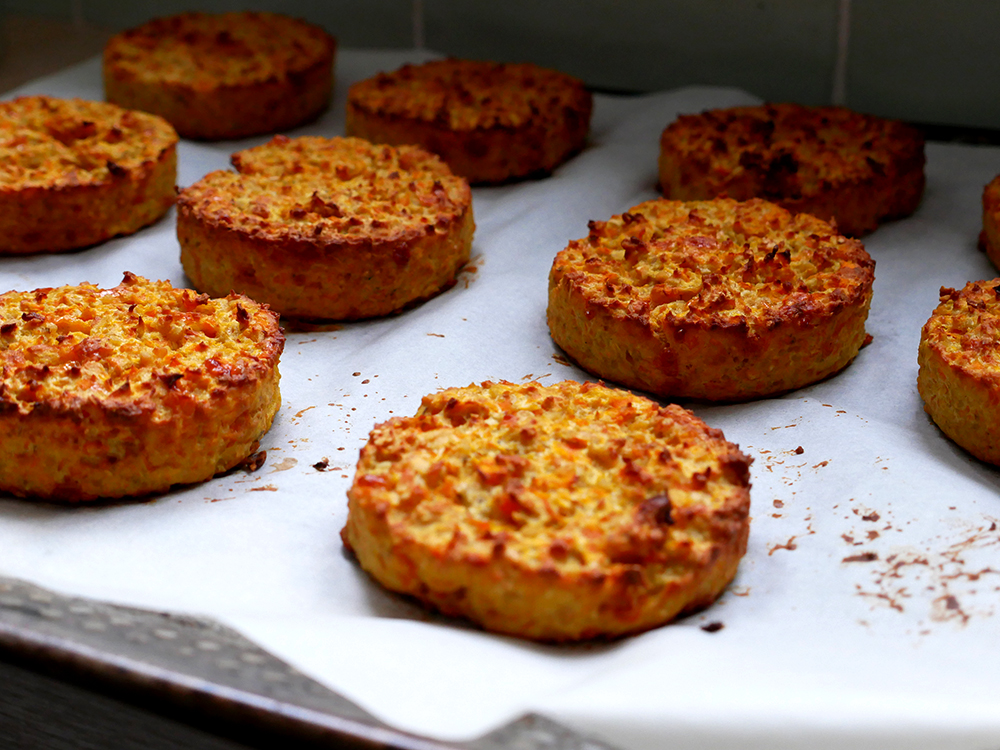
left=269, top=457, right=298, bottom=472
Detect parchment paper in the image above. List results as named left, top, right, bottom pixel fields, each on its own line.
left=2, top=49, right=1000, bottom=750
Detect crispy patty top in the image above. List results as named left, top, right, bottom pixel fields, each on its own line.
left=0, top=96, right=176, bottom=190
left=554, top=197, right=874, bottom=335
left=104, top=11, right=335, bottom=88
left=348, top=59, right=589, bottom=131
left=179, top=135, right=471, bottom=247
left=0, top=272, right=283, bottom=419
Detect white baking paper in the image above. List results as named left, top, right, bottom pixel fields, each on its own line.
left=2, top=49, right=1000, bottom=750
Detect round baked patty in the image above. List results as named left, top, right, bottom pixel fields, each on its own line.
left=0, top=96, right=176, bottom=255
left=918, top=280, right=1000, bottom=465
left=980, top=175, right=1000, bottom=271
left=346, top=59, right=592, bottom=184
left=548, top=197, right=875, bottom=402
left=0, top=273, right=283, bottom=501
left=177, top=135, right=474, bottom=321
left=658, top=103, right=925, bottom=237
left=342, top=379, right=752, bottom=642
left=103, top=11, right=335, bottom=140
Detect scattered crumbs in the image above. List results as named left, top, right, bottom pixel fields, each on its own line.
left=427, top=332, right=445, bottom=338
left=867, top=530, right=880, bottom=540
left=773, top=499, right=784, bottom=508
left=269, top=457, right=298, bottom=473
left=294, top=405, right=315, bottom=419
left=842, top=534, right=857, bottom=545
left=361, top=379, right=370, bottom=384
left=352, top=372, right=361, bottom=377
left=862, top=512, right=881, bottom=522
left=313, top=458, right=329, bottom=471
left=836, top=410, right=846, bottom=414
left=794, top=446, right=804, bottom=455
left=843, top=552, right=878, bottom=563
left=822, top=403, right=833, bottom=408
left=949, top=506, right=956, bottom=511
left=771, top=513, right=783, bottom=519
left=240, top=450, right=267, bottom=473
left=700, top=621, right=724, bottom=633
left=853, top=516, right=1000, bottom=624
left=341, top=474, right=349, bottom=479
left=249, top=484, right=278, bottom=492
left=813, top=461, right=829, bottom=468
left=337, top=447, right=345, bottom=451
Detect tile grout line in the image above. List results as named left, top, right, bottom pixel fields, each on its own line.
left=71, top=0, right=85, bottom=29
left=831, top=0, right=851, bottom=105
left=412, top=0, right=425, bottom=50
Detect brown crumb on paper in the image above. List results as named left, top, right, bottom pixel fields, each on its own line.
left=843, top=552, right=878, bottom=563
left=701, top=621, right=724, bottom=633
left=769, top=536, right=799, bottom=554
left=313, top=458, right=329, bottom=471
left=458, top=254, right=483, bottom=288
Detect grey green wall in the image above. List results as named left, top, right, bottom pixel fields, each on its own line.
left=5, top=0, right=999, bottom=128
